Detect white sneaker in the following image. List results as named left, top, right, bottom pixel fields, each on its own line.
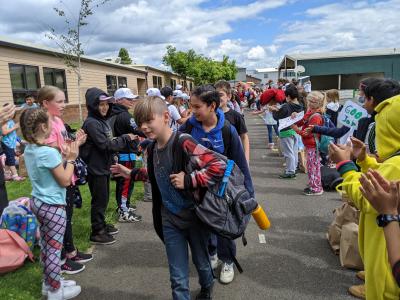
left=210, top=254, right=220, bottom=270
left=42, top=278, right=77, bottom=296
left=47, top=285, right=81, bottom=300
left=220, top=263, right=234, bottom=284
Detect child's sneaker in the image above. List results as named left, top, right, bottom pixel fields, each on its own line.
left=220, top=262, right=234, bottom=284
left=68, top=249, right=93, bottom=264
left=303, top=188, right=323, bottom=196
left=196, top=285, right=213, bottom=300
left=279, top=173, right=296, bottom=179
left=105, top=224, right=119, bottom=235
left=47, top=285, right=81, bottom=300
left=61, top=258, right=85, bottom=275
left=267, top=143, right=274, bottom=149
left=11, top=175, right=25, bottom=181
left=210, top=254, right=220, bottom=270
left=118, top=209, right=142, bottom=223
left=127, top=205, right=137, bottom=212
left=90, top=231, right=116, bottom=245
left=42, top=278, right=77, bottom=296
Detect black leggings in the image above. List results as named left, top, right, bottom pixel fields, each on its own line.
left=61, top=186, right=77, bottom=258
left=0, top=168, right=8, bottom=216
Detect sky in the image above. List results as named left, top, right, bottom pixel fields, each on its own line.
left=1, top=0, right=400, bottom=70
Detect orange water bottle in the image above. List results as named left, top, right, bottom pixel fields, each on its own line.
left=252, top=205, right=271, bottom=230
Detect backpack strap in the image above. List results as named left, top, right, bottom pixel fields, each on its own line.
left=221, top=120, right=232, bottom=157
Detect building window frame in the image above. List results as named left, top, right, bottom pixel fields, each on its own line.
left=43, top=67, right=68, bottom=102
left=9, top=63, right=40, bottom=105
left=152, top=75, right=162, bottom=89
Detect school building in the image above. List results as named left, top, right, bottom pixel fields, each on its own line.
left=0, top=37, right=193, bottom=122
left=278, top=48, right=400, bottom=90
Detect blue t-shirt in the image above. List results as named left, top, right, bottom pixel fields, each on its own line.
left=24, top=144, right=66, bottom=205
left=2, top=120, right=18, bottom=149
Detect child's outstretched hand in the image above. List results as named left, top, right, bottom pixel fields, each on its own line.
left=75, top=129, right=87, bottom=146
left=110, top=164, right=131, bottom=179
left=350, top=137, right=366, bottom=161
left=359, top=169, right=400, bottom=215
left=305, top=125, right=314, bottom=135
left=329, top=142, right=351, bottom=163
left=65, top=141, right=79, bottom=161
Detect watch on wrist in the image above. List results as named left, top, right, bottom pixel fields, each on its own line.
left=376, top=214, right=400, bottom=227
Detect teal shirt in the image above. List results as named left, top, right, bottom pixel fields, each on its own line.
left=24, top=144, right=66, bottom=205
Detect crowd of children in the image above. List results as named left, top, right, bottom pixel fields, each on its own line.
left=1, top=74, right=400, bottom=300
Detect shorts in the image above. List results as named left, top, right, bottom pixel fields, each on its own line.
left=2, top=143, right=16, bottom=166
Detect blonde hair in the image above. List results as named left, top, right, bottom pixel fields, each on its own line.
left=20, top=108, right=49, bottom=145
left=37, top=85, right=62, bottom=106
left=326, top=89, right=339, bottom=103
left=133, top=96, right=168, bottom=127
left=307, top=91, right=326, bottom=111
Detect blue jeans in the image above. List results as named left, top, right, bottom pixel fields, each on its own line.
left=163, top=223, right=214, bottom=300
left=266, top=124, right=279, bottom=144
left=208, top=234, right=236, bottom=264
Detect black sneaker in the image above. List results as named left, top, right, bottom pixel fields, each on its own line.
left=69, top=249, right=93, bottom=264
left=196, top=286, right=213, bottom=300
left=105, top=224, right=119, bottom=235
left=90, top=232, right=116, bottom=245
left=279, top=173, right=296, bottom=179
left=303, top=187, right=324, bottom=196
left=61, top=258, right=85, bottom=275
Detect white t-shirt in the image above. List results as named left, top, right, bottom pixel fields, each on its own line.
left=167, top=103, right=182, bottom=131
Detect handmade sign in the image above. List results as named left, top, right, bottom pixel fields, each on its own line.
left=338, top=101, right=368, bottom=130
left=278, top=111, right=305, bottom=131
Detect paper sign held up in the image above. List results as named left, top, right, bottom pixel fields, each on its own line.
left=278, top=111, right=305, bottom=131
left=338, top=101, right=368, bottom=130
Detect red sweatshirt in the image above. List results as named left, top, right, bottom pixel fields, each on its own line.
left=294, top=109, right=324, bottom=149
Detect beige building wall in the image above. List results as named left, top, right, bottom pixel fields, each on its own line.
left=0, top=45, right=146, bottom=106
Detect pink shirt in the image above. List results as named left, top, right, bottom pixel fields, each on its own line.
left=46, top=117, right=68, bottom=154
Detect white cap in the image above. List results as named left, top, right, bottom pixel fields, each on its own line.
left=181, top=93, right=190, bottom=101
left=173, top=90, right=184, bottom=98
left=114, top=88, right=139, bottom=100
left=176, top=84, right=183, bottom=90
left=146, top=88, right=165, bottom=100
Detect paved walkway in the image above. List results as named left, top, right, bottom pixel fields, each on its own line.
left=74, top=113, right=359, bottom=300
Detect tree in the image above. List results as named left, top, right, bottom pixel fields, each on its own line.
left=47, top=0, right=111, bottom=122
left=118, top=48, right=132, bottom=65
left=162, top=46, right=237, bottom=86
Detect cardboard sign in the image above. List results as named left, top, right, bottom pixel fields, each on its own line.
left=338, top=101, right=368, bottom=130
left=278, top=111, right=305, bottom=131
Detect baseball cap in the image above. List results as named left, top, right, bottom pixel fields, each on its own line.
left=181, top=93, right=190, bottom=101
left=176, top=84, right=183, bottom=90
left=99, top=94, right=114, bottom=101
left=173, top=90, right=184, bottom=98
left=146, top=88, right=165, bottom=100
left=114, top=88, right=139, bottom=100
left=160, top=86, right=173, bottom=98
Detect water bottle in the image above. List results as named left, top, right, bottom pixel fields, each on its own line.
left=252, top=205, right=271, bottom=230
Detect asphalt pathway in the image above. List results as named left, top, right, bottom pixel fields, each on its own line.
left=74, top=113, right=359, bottom=300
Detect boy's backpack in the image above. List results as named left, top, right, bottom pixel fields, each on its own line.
left=321, top=165, right=343, bottom=191
left=0, top=204, right=38, bottom=250
left=0, top=229, right=34, bottom=274
left=161, top=132, right=257, bottom=272
left=310, top=112, right=335, bottom=155
left=180, top=120, right=232, bottom=156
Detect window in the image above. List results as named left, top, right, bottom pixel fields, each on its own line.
left=9, top=64, right=40, bottom=105
left=170, top=79, right=177, bottom=90
left=283, top=71, right=296, bottom=77
left=189, top=82, right=193, bottom=91
left=264, top=73, right=269, bottom=79
left=106, top=75, right=117, bottom=95
left=152, top=76, right=162, bottom=89
left=43, top=68, right=68, bottom=102
left=118, top=76, right=127, bottom=88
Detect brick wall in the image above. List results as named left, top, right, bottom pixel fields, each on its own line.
left=62, top=104, right=88, bottom=124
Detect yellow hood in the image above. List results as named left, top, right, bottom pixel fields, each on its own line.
left=375, top=94, right=400, bottom=160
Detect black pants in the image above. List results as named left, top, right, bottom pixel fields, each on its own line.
left=61, top=185, right=77, bottom=258
left=115, top=160, right=135, bottom=209
left=0, top=168, right=8, bottom=216
left=88, top=174, right=110, bottom=234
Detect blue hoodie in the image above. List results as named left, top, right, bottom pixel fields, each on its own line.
left=179, top=109, right=254, bottom=197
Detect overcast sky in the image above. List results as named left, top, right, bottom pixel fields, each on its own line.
left=1, top=0, right=399, bottom=70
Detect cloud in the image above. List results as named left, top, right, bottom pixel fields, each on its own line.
left=0, top=0, right=289, bottom=68
left=247, top=46, right=266, bottom=60
left=275, top=0, right=400, bottom=55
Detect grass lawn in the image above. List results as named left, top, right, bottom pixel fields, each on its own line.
left=0, top=120, right=144, bottom=299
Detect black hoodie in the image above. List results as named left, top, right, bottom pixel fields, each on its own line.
left=110, top=103, right=145, bottom=154
left=80, top=88, right=131, bottom=176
